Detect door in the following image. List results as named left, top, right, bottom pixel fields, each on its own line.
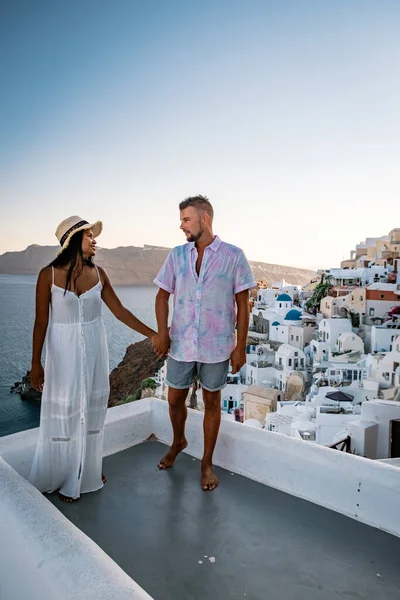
left=390, top=420, right=400, bottom=458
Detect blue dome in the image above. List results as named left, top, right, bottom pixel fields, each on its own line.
left=285, top=309, right=302, bottom=321
left=272, top=321, right=280, bottom=326
left=276, top=293, right=292, bottom=302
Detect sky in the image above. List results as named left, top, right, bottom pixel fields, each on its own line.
left=1, top=0, right=399, bottom=270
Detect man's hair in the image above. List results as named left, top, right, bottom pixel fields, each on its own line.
left=179, top=195, right=214, bottom=219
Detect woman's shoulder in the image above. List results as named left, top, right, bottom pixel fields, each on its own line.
left=96, top=265, right=109, bottom=285
left=38, top=266, right=52, bottom=279
left=37, top=266, right=52, bottom=290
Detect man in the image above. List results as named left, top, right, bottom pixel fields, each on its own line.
left=152, top=195, right=256, bottom=491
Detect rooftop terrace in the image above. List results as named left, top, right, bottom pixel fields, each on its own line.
left=52, top=440, right=400, bottom=600
left=1, top=398, right=400, bottom=599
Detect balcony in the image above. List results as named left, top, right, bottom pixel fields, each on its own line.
left=1, top=399, right=400, bottom=599
left=249, top=360, right=273, bottom=368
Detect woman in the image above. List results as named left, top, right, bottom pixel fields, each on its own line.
left=29, top=215, right=157, bottom=502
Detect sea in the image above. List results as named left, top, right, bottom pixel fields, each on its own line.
left=0, top=274, right=159, bottom=437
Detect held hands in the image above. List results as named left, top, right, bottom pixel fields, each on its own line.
left=151, top=330, right=170, bottom=359
left=30, top=362, right=44, bottom=392
left=230, top=346, right=246, bottom=374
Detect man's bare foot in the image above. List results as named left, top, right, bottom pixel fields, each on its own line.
left=201, top=464, right=218, bottom=491
left=102, top=473, right=107, bottom=484
left=58, top=492, right=78, bottom=503
left=158, top=439, right=188, bottom=469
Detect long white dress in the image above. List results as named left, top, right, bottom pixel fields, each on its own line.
left=30, top=267, right=110, bottom=499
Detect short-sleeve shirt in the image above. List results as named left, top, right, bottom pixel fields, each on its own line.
left=154, top=236, right=256, bottom=363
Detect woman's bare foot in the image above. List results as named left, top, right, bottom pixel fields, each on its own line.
left=158, top=439, right=188, bottom=469
left=201, top=464, right=218, bottom=491
left=58, top=492, right=78, bottom=503
left=102, top=473, right=107, bottom=484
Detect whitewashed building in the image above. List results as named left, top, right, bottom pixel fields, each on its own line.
left=246, top=344, right=275, bottom=386
left=310, top=318, right=352, bottom=363
left=274, top=344, right=307, bottom=392
left=348, top=400, right=400, bottom=459
left=371, top=325, right=400, bottom=353
left=364, top=335, right=400, bottom=394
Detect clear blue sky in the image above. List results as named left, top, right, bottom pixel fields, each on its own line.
left=1, top=0, right=399, bottom=270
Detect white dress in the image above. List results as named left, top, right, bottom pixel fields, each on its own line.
left=30, top=267, right=110, bottom=499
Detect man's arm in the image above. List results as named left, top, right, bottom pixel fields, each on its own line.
left=230, top=289, right=250, bottom=374
left=152, top=288, right=171, bottom=358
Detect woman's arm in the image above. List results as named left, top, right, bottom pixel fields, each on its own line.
left=31, top=267, right=51, bottom=391
left=152, top=288, right=171, bottom=357
left=100, top=267, right=157, bottom=339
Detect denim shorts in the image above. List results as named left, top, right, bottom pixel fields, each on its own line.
left=165, top=356, right=230, bottom=392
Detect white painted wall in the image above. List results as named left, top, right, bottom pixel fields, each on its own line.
left=360, top=400, right=400, bottom=459
left=315, top=411, right=356, bottom=446
left=246, top=365, right=275, bottom=386
left=371, top=326, right=400, bottom=352
left=269, top=324, right=289, bottom=344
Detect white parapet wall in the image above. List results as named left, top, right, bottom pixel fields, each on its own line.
left=1, top=397, right=400, bottom=599
left=150, top=399, right=400, bottom=538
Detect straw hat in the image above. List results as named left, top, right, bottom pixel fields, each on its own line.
left=55, top=216, right=103, bottom=255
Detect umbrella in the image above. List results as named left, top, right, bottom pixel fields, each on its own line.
left=325, top=390, right=354, bottom=402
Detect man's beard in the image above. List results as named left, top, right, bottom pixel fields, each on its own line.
left=186, top=228, right=203, bottom=242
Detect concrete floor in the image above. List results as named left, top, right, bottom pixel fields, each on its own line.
left=50, top=441, right=400, bottom=600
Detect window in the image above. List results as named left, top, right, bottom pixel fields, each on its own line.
left=291, top=335, right=294, bottom=341
left=369, top=308, right=375, bottom=316
left=360, top=296, right=364, bottom=301
left=294, top=352, right=298, bottom=357
left=327, top=333, right=329, bottom=340
left=296, top=335, right=299, bottom=342
left=383, top=372, right=390, bottom=381
left=288, top=359, right=292, bottom=367
left=380, top=294, right=385, bottom=299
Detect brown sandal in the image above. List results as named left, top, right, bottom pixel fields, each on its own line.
left=58, top=492, right=78, bottom=503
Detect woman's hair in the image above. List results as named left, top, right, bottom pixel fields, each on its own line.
left=49, top=230, right=94, bottom=294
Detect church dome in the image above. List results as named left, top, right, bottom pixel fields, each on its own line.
left=276, top=293, right=292, bottom=302
left=272, top=321, right=280, bottom=326
left=285, top=309, right=302, bottom=321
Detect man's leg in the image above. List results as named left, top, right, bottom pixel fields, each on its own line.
left=201, top=388, right=221, bottom=491
left=158, top=386, right=189, bottom=469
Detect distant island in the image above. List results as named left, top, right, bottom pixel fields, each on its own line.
left=0, top=244, right=315, bottom=286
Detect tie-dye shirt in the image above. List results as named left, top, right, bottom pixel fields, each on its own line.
left=154, top=236, right=256, bottom=363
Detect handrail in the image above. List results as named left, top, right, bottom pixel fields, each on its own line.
left=327, top=436, right=351, bottom=452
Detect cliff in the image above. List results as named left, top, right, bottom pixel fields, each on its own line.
left=0, top=244, right=315, bottom=286
left=108, top=338, right=164, bottom=406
